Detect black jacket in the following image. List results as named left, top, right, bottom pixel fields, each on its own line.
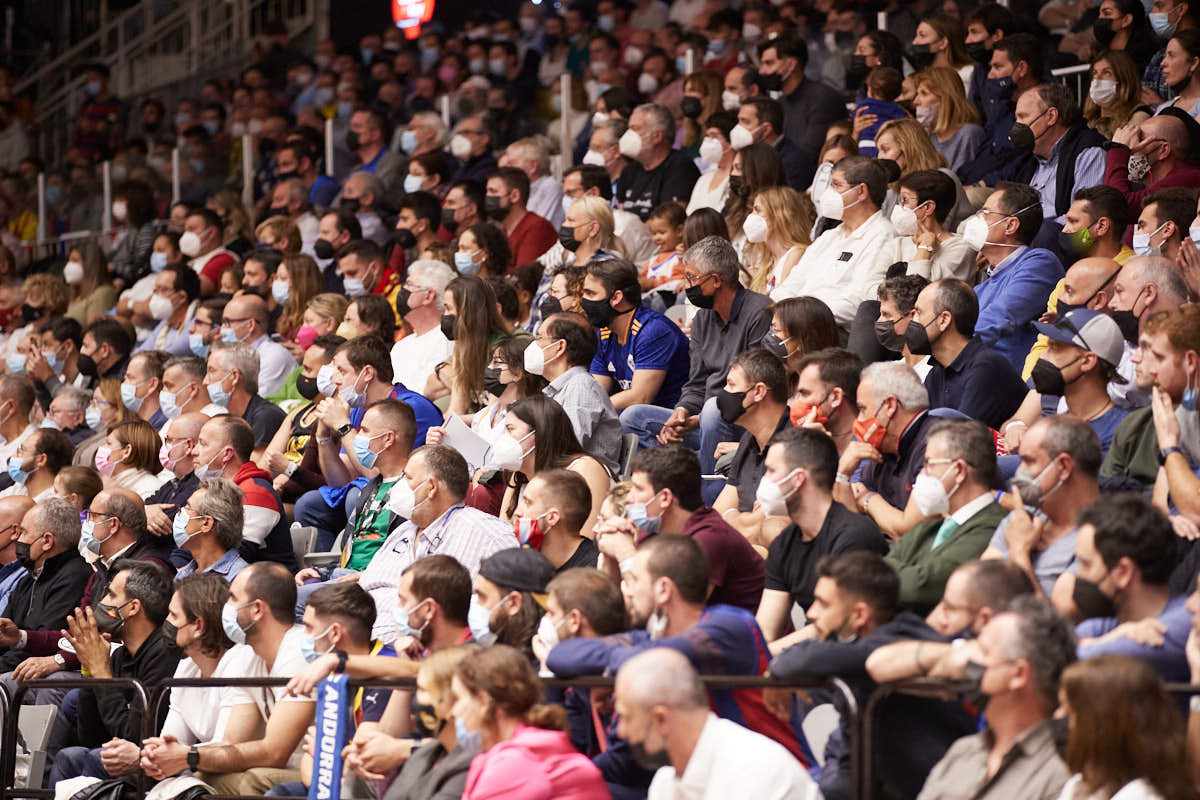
left=0, top=549, right=92, bottom=672
left=1013, top=122, right=1107, bottom=218
left=76, top=628, right=181, bottom=747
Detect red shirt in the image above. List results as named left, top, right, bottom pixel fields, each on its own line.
left=508, top=211, right=558, bottom=268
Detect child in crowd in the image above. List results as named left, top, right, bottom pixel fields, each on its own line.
left=853, top=67, right=909, bottom=157
left=641, top=202, right=686, bottom=291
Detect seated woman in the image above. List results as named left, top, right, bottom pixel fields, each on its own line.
left=742, top=186, right=814, bottom=295
left=765, top=296, right=841, bottom=388
left=883, top=168, right=977, bottom=282
left=875, top=117, right=974, bottom=231
left=912, top=66, right=985, bottom=173
left=452, top=644, right=608, bottom=800
left=342, top=294, right=397, bottom=343
left=63, top=241, right=117, bottom=326
left=273, top=254, right=324, bottom=361
left=426, top=275, right=511, bottom=417
left=1084, top=50, right=1152, bottom=139
left=96, top=419, right=166, bottom=499
left=74, top=378, right=137, bottom=469
left=498, top=395, right=610, bottom=539
left=457, top=222, right=512, bottom=278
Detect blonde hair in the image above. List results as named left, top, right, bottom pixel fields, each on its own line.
left=97, top=378, right=137, bottom=432
left=876, top=118, right=948, bottom=184
left=210, top=191, right=255, bottom=243
left=277, top=254, right=324, bottom=338
left=914, top=66, right=980, bottom=135
left=420, top=644, right=476, bottom=709
left=305, top=292, right=349, bottom=326
left=682, top=70, right=724, bottom=148
left=255, top=216, right=302, bottom=255
left=1083, top=51, right=1145, bottom=138
left=68, top=240, right=110, bottom=300
left=571, top=195, right=627, bottom=258
left=23, top=273, right=69, bottom=318
left=744, top=187, right=814, bottom=294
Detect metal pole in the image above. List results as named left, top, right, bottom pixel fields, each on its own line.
left=324, top=117, right=334, bottom=177
left=440, top=94, right=451, bottom=129
left=35, top=173, right=45, bottom=244
left=241, top=134, right=254, bottom=212
left=559, top=73, right=571, bottom=176
left=877, top=11, right=887, bottom=31
left=101, top=161, right=112, bottom=234
left=171, top=148, right=181, bottom=205
left=685, top=49, right=695, bottom=75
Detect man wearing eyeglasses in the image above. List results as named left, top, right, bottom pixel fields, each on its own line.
left=0, top=497, right=33, bottom=617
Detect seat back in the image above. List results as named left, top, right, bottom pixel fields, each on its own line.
left=617, top=433, right=639, bottom=480
left=289, top=523, right=317, bottom=567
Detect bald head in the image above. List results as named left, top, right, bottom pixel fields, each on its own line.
left=1062, top=257, right=1120, bottom=306
left=226, top=294, right=270, bottom=333
left=168, top=412, right=208, bottom=442
left=0, top=495, right=34, bottom=562
left=616, top=648, right=708, bottom=712
left=1142, top=115, right=1188, bottom=160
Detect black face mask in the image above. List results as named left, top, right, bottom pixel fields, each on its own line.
left=442, top=207, right=459, bottom=233
left=680, top=96, right=702, bottom=119
left=440, top=314, right=457, bottom=340
left=847, top=54, right=870, bottom=80
left=484, top=196, right=508, bottom=221
left=392, top=228, right=417, bottom=250
left=340, top=197, right=361, bottom=213
left=629, top=739, right=672, bottom=772
left=95, top=599, right=132, bottom=639
left=1073, top=575, right=1117, bottom=620
left=910, top=43, right=935, bottom=69
left=1008, top=122, right=1036, bottom=153
left=1093, top=18, right=1116, bottom=46
left=685, top=282, right=716, bottom=309
left=558, top=225, right=581, bottom=252
left=483, top=366, right=506, bottom=397
left=313, top=238, right=335, bottom=260
left=296, top=373, right=321, bottom=401
left=540, top=295, right=563, bottom=319
left=758, top=71, right=784, bottom=92
left=875, top=319, right=908, bottom=352
left=728, top=174, right=744, bottom=196
left=77, top=352, right=99, bottom=378
left=241, top=282, right=267, bottom=298
left=346, top=130, right=361, bottom=151
left=1112, top=294, right=1144, bottom=343
left=21, top=304, right=39, bottom=323
left=275, top=169, right=298, bottom=181
left=762, top=331, right=788, bottom=359
left=267, top=205, right=289, bottom=218
left=964, top=41, right=991, bottom=64
left=961, top=660, right=990, bottom=711
left=1030, top=358, right=1069, bottom=397
left=903, top=318, right=934, bottom=356
left=411, top=700, right=443, bottom=739
left=14, top=541, right=34, bottom=572
left=716, top=387, right=749, bottom=424
left=581, top=296, right=619, bottom=329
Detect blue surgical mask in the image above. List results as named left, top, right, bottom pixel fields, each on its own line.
left=467, top=598, right=497, bottom=645
left=172, top=508, right=193, bottom=547
left=120, top=382, right=143, bottom=412
left=271, top=279, right=290, bottom=306
left=6, top=355, right=25, bottom=375
left=81, top=517, right=115, bottom=555
left=316, top=363, right=338, bottom=396
left=86, top=80, right=101, bottom=96
left=626, top=496, right=662, bottom=534
left=221, top=602, right=253, bottom=645
left=337, top=101, right=354, bottom=118
left=7, top=457, right=28, bottom=485
left=85, top=406, right=103, bottom=430
left=160, top=389, right=184, bottom=419
left=403, top=173, right=423, bottom=194
left=220, top=324, right=241, bottom=344
left=207, top=375, right=232, bottom=407
left=189, top=333, right=209, bottom=359
left=150, top=252, right=169, bottom=272
left=39, top=418, right=60, bottom=431
left=343, top=277, right=366, bottom=296
left=1150, top=11, right=1177, bottom=37
left=43, top=348, right=63, bottom=373
left=1132, top=223, right=1165, bottom=257
left=353, top=430, right=384, bottom=468
left=194, top=451, right=224, bottom=481
left=392, top=600, right=428, bottom=640
left=1190, top=225, right=1200, bottom=244
left=675, top=55, right=689, bottom=73
left=455, top=717, right=483, bottom=756
left=454, top=251, right=479, bottom=275
left=339, top=368, right=368, bottom=408
left=46, top=185, right=61, bottom=206
left=203, top=120, right=220, bottom=136
left=315, top=87, right=335, bottom=106
left=300, top=624, right=335, bottom=663
left=401, top=131, right=419, bottom=154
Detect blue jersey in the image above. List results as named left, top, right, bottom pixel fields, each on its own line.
left=590, top=306, right=690, bottom=408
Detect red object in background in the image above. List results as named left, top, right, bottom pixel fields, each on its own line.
left=393, top=0, right=434, bottom=39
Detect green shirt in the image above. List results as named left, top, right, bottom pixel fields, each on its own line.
left=1099, top=407, right=1158, bottom=489
left=345, top=478, right=399, bottom=571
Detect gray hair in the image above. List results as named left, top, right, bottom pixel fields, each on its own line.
left=195, top=477, right=244, bottom=552
left=593, top=117, right=628, bottom=147
left=165, top=355, right=207, bottom=382
left=39, top=497, right=81, bottom=549
left=509, top=136, right=550, bottom=177
left=927, top=419, right=998, bottom=488
left=210, top=342, right=261, bottom=397
left=634, top=103, right=675, bottom=147
left=407, top=259, right=456, bottom=311
left=1128, top=255, right=1189, bottom=305
left=411, top=111, right=448, bottom=146
left=861, top=361, right=930, bottom=410
left=283, top=177, right=307, bottom=205
left=1031, top=414, right=1102, bottom=478
left=53, top=385, right=91, bottom=413
left=683, top=235, right=740, bottom=285
left=998, top=595, right=1076, bottom=708
left=1031, top=82, right=1080, bottom=127
left=617, top=647, right=708, bottom=710
left=107, top=491, right=147, bottom=539
left=348, top=170, right=384, bottom=203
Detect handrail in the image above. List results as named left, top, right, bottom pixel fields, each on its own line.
left=1050, top=64, right=1092, bottom=77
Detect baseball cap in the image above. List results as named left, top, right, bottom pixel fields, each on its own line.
left=478, top=547, right=555, bottom=606
left=1032, top=308, right=1124, bottom=368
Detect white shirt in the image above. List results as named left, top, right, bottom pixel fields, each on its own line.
left=647, top=714, right=818, bottom=800
left=359, top=503, right=515, bottom=642
left=250, top=334, right=299, bottom=398
left=886, top=235, right=977, bottom=283
left=529, top=175, right=565, bottom=229
left=296, top=211, right=320, bottom=251
left=947, top=491, right=998, bottom=527
left=113, top=467, right=168, bottom=500
left=235, top=626, right=313, bottom=768
left=771, top=209, right=897, bottom=328
left=615, top=208, right=657, bottom=264
left=1057, top=775, right=1164, bottom=800
left=390, top=326, right=452, bottom=394
left=686, top=168, right=729, bottom=216
left=161, top=644, right=264, bottom=747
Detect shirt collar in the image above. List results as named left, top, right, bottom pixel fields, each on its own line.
left=102, top=540, right=136, bottom=569
left=675, top=714, right=722, bottom=789
left=987, top=245, right=1027, bottom=277
left=948, top=492, right=996, bottom=526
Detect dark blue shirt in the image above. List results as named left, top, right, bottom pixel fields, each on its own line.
left=923, top=336, right=1027, bottom=430
left=349, top=383, right=443, bottom=446
left=590, top=306, right=690, bottom=409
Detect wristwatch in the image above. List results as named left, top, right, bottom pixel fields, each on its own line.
left=333, top=649, right=349, bottom=674
left=336, top=423, right=355, bottom=440
left=1159, top=446, right=1184, bottom=465
left=187, top=745, right=200, bottom=771
left=52, top=653, right=65, bottom=667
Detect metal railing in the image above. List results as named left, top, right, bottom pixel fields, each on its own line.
left=1051, top=63, right=1092, bottom=108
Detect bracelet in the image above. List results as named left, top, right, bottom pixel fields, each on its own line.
left=284, top=461, right=298, bottom=478
left=863, top=493, right=874, bottom=513
left=916, top=244, right=934, bottom=253
left=835, top=472, right=851, bottom=484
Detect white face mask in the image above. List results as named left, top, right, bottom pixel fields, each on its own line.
left=817, top=185, right=858, bottom=221
left=618, top=128, right=643, bottom=159
left=698, top=136, right=724, bottom=166
left=722, top=90, right=742, bottom=111
left=524, top=339, right=554, bottom=375
left=488, top=430, right=534, bottom=471
left=637, top=73, right=659, bottom=95
left=449, top=133, right=473, bottom=160
left=63, top=259, right=85, bottom=285
left=743, top=212, right=768, bottom=243
left=755, top=468, right=799, bottom=517
left=179, top=231, right=202, bottom=257
left=911, top=464, right=959, bottom=517
left=1089, top=79, right=1118, bottom=107
left=729, top=123, right=755, bottom=150
left=582, top=149, right=607, bottom=168
left=148, top=293, right=174, bottom=321
left=890, top=201, right=927, bottom=238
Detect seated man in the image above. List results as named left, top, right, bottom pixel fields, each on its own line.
left=913, top=279, right=1026, bottom=430
left=3, top=426, right=73, bottom=503
left=145, top=412, right=206, bottom=550
left=203, top=342, right=287, bottom=450
left=755, top=428, right=886, bottom=649
left=548, top=535, right=806, bottom=764
left=834, top=361, right=934, bottom=540
left=191, top=416, right=297, bottom=570
left=1069, top=495, right=1189, bottom=682
left=970, top=182, right=1064, bottom=369
left=44, top=385, right=94, bottom=446
left=790, top=347, right=864, bottom=456
left=916, top=597, right=1075, bottom=800
left=584, top=255, right=690, bottom=411
left=293, top=399, right=418, bottom=613
left=885, top=419, right=1008, bottom=615
left=512, top=469, right=599, bottom=573
left=1105, top=110, right=1200, bottom=218
left=0, top=497, right=33, bottom=613
left=596, top=444, right=765, bottom=613
left=214, top=293, right=297, bottom=398
left=357, top=445, right=514, bottom=642
left=49, top=560, right=179, bottom=783
left=532, top=311, right=622, bottom=471
left=163, top=355, right=227, bottom=419
left=144, top=562, right=315, bottom=795
left=769, top=552, right=974, bottom=800
left=174, top=477, right=249, bottom=581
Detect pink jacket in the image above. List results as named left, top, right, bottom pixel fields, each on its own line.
left=462, top=725, right=611, bottom=800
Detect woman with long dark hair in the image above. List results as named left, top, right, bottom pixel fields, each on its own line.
left=427, top=275, right=511, bottom=418
left=108, top=179, right=160, bottom=291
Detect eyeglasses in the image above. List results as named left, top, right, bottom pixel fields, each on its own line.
left=84, top=511, right=115, bottom=524
left=921, top=457, right=955, bottom=472
left=683, top=271, right=715, bottom=287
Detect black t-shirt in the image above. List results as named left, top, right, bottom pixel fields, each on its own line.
left=556, top=537, right=600, bottom=574
left=616, top=149, right=701, bottom=221
left=764, top=501, right=888, bottom=611
left=244, top=393, right=287, bottom=448
left=727, top=412, right=791, bottom=512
